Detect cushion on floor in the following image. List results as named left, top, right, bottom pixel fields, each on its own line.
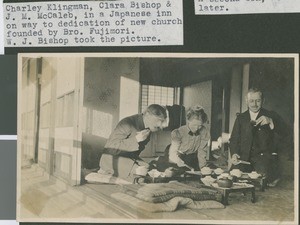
left=111, top=192, right=224, bottom=212
left=121, top=181, right=222, bottom=203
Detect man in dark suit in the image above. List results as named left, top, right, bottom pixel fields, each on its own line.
left=99, top=104, right=167, bottom=182
left=230, top=88, right=287, bottom=186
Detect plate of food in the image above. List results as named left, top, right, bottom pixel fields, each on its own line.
left=201, top=175, right=216, bottom=186
left=247, top=171, right=261, bottom=179
left=201, top=166, right=212, bottom=175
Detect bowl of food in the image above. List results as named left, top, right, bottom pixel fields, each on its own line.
left=164, top=167, right=176, bottom=177
left=218, top=172, right=230, bottom=179
left=147, top=169, right=162, bottom=178
left=248, top=171, right=260, bottom=179
left=201, top=175, right=216, bottom=186
left=217, top=178, right=233, bottom=188
left=214, top=168, right=224, bottom=175
left=135, top=166, right=149, bottom=176
left=201, top=167, right=212, bottom=175
left=230, top=169, right=243, bottom=178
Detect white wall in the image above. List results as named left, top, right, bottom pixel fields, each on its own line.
left=21, top=59, right=38, bottom=160
left=119, top=76, right=140, bottom=120
left=84, top=58, right=140, bottom=134
left=56, top=58, right=77, bottom=98
left=82, top=58, right=140, bottom=168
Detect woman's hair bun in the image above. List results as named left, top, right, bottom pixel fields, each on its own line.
left=186, top=105, right=208, bottom=123
left=193, top=105, right=204, bottom=111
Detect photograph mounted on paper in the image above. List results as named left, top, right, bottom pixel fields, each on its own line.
left=17, top=53, right=298, bottom=224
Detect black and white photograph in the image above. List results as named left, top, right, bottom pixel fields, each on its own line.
left=17, top=53, right=298, bottom=224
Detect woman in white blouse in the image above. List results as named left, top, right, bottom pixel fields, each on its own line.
left=169, top=105, right=210, bottom=171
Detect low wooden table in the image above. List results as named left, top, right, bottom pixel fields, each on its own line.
left=210, top=183, right=256, bottom=205
left=237, top=174, right=267, bottom=191
left=133, top=173, right=201, bottom=184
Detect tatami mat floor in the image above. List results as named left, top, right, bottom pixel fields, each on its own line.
left=19, top=164, right=297, bottom=224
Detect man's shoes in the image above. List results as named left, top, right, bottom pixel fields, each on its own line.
left=268, top=178, right=281, bottom=187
